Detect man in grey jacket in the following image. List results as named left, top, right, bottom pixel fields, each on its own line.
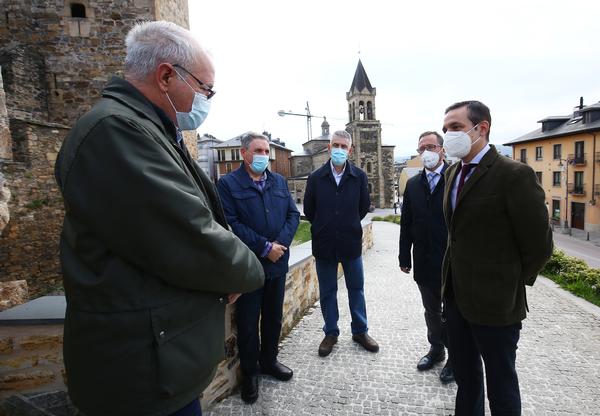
left=55, top=21, right=264, bottom=416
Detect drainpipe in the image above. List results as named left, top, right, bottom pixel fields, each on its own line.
left=592, top=133, right=597, bottom=206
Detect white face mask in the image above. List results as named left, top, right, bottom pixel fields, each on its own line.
left=421, top=150, right=441, bottom=170
left=443, top=124, right=481, bottom=158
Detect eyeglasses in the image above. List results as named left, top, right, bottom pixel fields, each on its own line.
left=416, top=144, right=442, bottom=154
left=173, top=64, right=216, bottom=99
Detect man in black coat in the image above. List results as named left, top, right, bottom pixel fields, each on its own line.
left=304, top=130, right=379, bottom=357
left=399, top=131, right=454, bottom=383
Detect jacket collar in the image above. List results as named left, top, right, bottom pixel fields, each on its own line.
left=231, top=163, right=273, bottom=190
left=319, top=159, right=359, bottom=178
left=446, top=144, right=499, bottom=213
left=102, top=76, right=172, bottom=138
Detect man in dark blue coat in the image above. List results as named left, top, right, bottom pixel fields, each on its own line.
left=217, top=132, right=300, bottom=404
left=304, top=130, right=379, bottom=357
left=399, top=131, right=454, bottom=384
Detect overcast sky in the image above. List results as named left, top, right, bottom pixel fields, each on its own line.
left=189, top=0, right=600, bottom=157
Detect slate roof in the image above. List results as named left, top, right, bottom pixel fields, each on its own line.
left=503, top=102, right=600, bottom=145
left=349, top=59, right=374, bottom=93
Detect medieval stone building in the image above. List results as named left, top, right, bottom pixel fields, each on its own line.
left=289, top=60, right=395, bottom=208
left=0, top=0, right=191, bottom=297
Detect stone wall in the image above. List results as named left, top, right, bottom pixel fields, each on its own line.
left=0, top=325, right=64, bottom=397
left=0, top=121, right=68, bottom=297
left=382, top=146, right=396, bottom=207
left=0, top=222, right=374, bottom=409
left=0, top=1, right=195, bottom=298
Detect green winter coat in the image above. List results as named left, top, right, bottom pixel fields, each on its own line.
left=55, top=76, right=264, bottom=416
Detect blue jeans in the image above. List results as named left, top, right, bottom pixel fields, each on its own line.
left=169, top=399, right=201, bottom=416
left=315, top=256, right=368, bottom=336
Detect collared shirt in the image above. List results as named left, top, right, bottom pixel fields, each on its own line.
left=330, top=160, right=346, bottom=185
left=451, top=144, right=491, bottom=209
left=250, top=170, right=272, bottom=257
left=424, top=162, right=444, bottom=192
left=252, top=171, right=267, bottom=192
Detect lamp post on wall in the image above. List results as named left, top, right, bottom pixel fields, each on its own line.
left=277, top=102, right=326, bottom=142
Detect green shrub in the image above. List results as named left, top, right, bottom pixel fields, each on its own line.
left=541, top=249, right=600, bottom=306
left=373, top=214, right=400, bottom=225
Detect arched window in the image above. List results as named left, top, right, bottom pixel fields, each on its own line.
left=368, top=183, right=373, bottom=193
left=358, top=101, right=365, bottom=120
left=70, top=3, right=86, bottom=18
left=367, top=162, right=372, bottom=173
left=367, top=101, right=373, bottom=120
left=348, top=104, right=352, bottom=122
left=352, top=102, right=356, bottom=121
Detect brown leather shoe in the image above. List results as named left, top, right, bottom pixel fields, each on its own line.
left=352, top=333, right=379, bottom=353
left=318, top=335, right=338, bottom=357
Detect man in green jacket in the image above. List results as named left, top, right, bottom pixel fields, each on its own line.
left=441, top=101, right=553, bottom=416
left=54, top=21, right=264, bottom=416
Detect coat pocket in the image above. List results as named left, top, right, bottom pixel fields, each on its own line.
left=471, top=262, right=521, bottom=315
left=150, top=296, right=226, bottom=397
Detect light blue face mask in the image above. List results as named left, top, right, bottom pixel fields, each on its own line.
left=331, top=148, right=348, bottom=166
left=165, top=70, right=211, bottom=131
left=250, top=154, right=269, bottom=174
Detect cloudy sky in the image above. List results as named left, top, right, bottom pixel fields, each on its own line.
left=189, top=0, right=600, bottom=157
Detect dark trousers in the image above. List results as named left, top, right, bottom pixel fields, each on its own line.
left=417, top=284, right=445, bottom=353
left=236, top=274, right=286, bottom=375
left=169, top=399, right=201, bottom=416
left=445, top=296, right=522, bottom=416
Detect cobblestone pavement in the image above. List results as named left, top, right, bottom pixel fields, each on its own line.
left=206, top=222, right=600, bottom=416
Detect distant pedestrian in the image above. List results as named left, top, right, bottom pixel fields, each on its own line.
left=217, top=132, right=300, bottom=404
left=304, top=130, right=379, bottom=357
left=393, top=202, right=398, bottom=214
left=441, top=100, right=553, bottom=415
left=399, top=131, right=454, bottom=384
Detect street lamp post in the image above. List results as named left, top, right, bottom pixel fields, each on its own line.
left=278, top=102, right=326, bottom=142
left=558, top=157, right=572, bottom=230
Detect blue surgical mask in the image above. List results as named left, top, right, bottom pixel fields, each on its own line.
left=165, top=70, right=211, bottom=131
left=331, top=148, right=348, bottom=166
left=250, top=154, right=269, bottom=174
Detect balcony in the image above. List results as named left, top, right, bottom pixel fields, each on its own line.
left=567, top=153, right=586, bottom=166
left=567, top=183, right=586, bottom=195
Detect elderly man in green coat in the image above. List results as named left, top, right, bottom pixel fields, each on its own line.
left=54, top=21, right=264, bottom=416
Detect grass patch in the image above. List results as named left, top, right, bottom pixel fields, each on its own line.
left=541, top=249, right=600, bottom=307
left=372, top=214, right=400, bottom=225
left=292, top=220, right=311, bottom=246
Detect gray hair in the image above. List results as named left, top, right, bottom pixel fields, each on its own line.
left=331, top=130, right=352, bottom=145
left=124, top=21, right=206, bottom=81
left=240, top=132, right=270, bottom=150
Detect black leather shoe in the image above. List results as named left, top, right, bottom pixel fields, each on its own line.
left=417, top=348, right=445, bottom=371
left=352, top=333, right=379, bottom=353
left=439, top=361, right=455, bottom=384
left=260, top=361, right=293, bottom=381
left=240, top=374, right=258, bottom=404
left=318, top=335, right=338, bottom=357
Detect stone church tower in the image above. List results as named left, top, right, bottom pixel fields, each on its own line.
left=0, top=1, right=191, bottom=296
left=345, top=60, right=395, bottom=208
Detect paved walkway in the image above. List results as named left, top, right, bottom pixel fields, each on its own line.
left=206, top=222, right=600, bottom=416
